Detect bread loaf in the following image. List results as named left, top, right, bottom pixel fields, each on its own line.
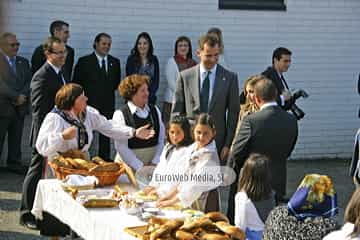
left=215, top=221, right=245, bottom=240
left=61, top=149, right=88, bottom=160
left=92, top=156, right=107, bottom=165
left=175, top=230, right=194, bottom=240
left=180, top=217, right=214, bottom=231
left=89, top=162, right=121, bottom=172
left=200, top=233, right=230, bottom=240
left=204, top=212, right=229, bottom=223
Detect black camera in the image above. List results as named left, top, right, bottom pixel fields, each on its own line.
left=289, top=89, right=308, bottom=121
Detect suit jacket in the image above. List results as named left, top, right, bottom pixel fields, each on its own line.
left=350, top=128, right=360, bottom=182
left=172, top=64, right=239, bottom=158
left=230, top=105, right=298, bottom=196
left=262, top=66, right=294, bottom=110
left=31, top=44, right=74, bottom=80
left=0, top=53, right=31, bottom=117
left=72, top=52, right=121, bottom=116
left=30, top=62, right=66, bottom=147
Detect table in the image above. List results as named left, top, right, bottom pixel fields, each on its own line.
left=32, top=179, right=145, bottom=240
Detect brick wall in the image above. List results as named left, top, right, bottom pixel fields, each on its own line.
left=1, top=0, right=360, bottom=164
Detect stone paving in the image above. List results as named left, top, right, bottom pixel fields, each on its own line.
left=0, top=158, right=354, bottom=239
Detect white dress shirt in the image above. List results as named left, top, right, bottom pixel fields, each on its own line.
left=36, top=106, right=134, bottom=160
left=235, top=191, right=265, bottom=232
left=95, top=52, right=108, bottom=72
left=177, top=140, right=220, bottom=209
left=112, top=101, right=165, bottom=170
left=200, top=64, right=217, bottom=106
left=260, top=101, right=278, bottom=111
left=47, top=61, right=66, bottom=85
left=149, top=145, right=189, bottom=197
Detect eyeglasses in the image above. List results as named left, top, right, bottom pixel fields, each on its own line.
left=9, top=42, right=20, bottom=47
left=49, top=50, right=67, bottom=56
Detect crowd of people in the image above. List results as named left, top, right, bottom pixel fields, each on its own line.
left=0, top=19, right=358, bottom=240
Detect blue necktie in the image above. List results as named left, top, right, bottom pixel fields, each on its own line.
left=200, top=71, right=211, bottom=112
left=10, top=57, right=16, bottom=74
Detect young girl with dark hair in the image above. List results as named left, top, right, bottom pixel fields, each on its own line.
left=144, top=115, right=193, bottom=196
left=235, top=153, right=275, bottom=240
left=155, top=113, right=221, bottom=212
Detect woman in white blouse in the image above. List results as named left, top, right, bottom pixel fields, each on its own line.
left=36, top=83, right=154, bottom=160
left=113, top=74, right=165, bottom=171
left=323, top=188, right=360, bottom=240
left=35, top=83, right=154, bottom=239
left=162, top=36, right=196, bottom=125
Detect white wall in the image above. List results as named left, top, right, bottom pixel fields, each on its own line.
left=3, top=0, right=360, bottom=159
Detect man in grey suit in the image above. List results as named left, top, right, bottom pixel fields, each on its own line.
left=172, top=34, right=239, bottom=163
left=0, top=32, right=31, bottom=169
left=227, top=76, right=298, bottom=222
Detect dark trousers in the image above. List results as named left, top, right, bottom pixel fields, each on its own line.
left=20, top=148, right=45, bottom=221
left=227, top=165, right=240, bottom=224
left=98, top=111, right=112, bottom=161
left=0, top=114, right=25, bottom=165
left=98, top=133, right=110, bottom=161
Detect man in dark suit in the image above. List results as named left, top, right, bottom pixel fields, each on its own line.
left=172, top=33, right=239, bottom=163
left=0, top=32, right=31, bottom=169
left=73, top=32, right=121, bottom=161
left=262, top=47, right=295, bottom=110
left=31, top=20, right=74, bottom=80
left=227, top=76, right=298, bottom=222
left=20, top=36, right=68, bottom=229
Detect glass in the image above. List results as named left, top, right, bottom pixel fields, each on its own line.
left=9, top=42, right=20, bottom=47
left=50, top=50, right=67, bottom=56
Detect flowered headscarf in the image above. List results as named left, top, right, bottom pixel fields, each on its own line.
left=287, top=174, right=338, bottom=220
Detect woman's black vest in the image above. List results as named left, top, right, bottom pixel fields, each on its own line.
left=120, top=104, right=159, bottom=149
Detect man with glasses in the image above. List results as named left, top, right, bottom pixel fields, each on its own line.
left=0, top=32, right=31, bottom=172
left=20, top=36, right=67, bottom=230
left=31, top=20, right=74, bottom=80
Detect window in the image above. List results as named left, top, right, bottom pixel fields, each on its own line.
left=219, top=0, right=286, bottom=11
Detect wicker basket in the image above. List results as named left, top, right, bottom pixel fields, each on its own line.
left=48, top=161, right=125, bottom=186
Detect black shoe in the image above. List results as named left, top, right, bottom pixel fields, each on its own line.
left=21, top=220, right=38, bottom=230
left=20, top=213, right=38, bottom=230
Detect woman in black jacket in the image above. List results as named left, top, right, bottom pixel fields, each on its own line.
left=126, top=32, right=159, bottom=104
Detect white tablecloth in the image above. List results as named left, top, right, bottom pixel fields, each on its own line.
left=32, top=179, right=145, bottom=240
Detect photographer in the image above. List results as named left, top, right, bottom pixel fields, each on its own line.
left=262, top=47, right=308, bottom=120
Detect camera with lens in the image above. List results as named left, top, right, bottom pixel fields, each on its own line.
left=289, top=89, right=308, bottom=120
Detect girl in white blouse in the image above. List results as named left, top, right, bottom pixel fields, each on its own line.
left=143, top=115, right=193, bottom=197
left=156, top=113, right=221, bottom=212
left=235, top=153, right=275, bottom=240
left=36, top=83, right=154, bottom=160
